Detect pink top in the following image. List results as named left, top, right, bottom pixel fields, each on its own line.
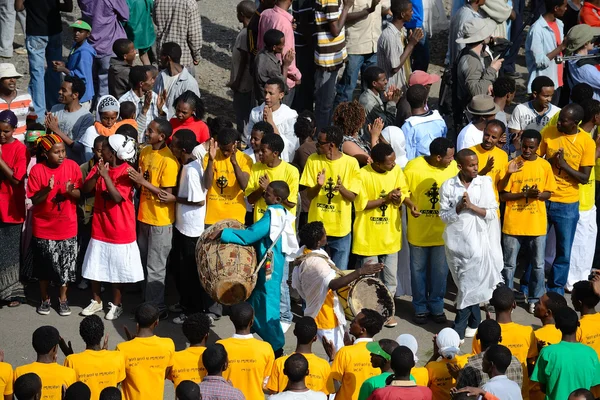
left=257, top=5, right=302, bottom=89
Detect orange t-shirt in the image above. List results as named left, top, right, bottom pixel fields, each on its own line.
left=547, top=20, right=563, bottom=87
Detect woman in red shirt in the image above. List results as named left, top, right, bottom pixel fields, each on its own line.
left=80, top=134, right=143, bottom=320
left=0, top=110, right=29, bottom=307
left=26, top=134, right=82, bottom=316
left=169, top=90, right=209, bottom=144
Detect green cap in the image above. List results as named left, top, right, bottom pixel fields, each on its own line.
left=366, top=341, right=392, bottom=361
left=70, top=20, right=92, bottom=32
left=25, top=130, right=46, bottom=143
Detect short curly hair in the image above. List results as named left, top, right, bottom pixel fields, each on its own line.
left=80, top=315, right=104, bottom=347
left=332, top=101, right=366, bottom=137
left=182, top=313, right=212, bottom=345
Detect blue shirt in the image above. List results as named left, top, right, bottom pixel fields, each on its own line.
left=525, top=16, right=563, bottom=93
left=568, top=59, right=600, bottom=101
left=401, top=110, right=447, bottom=160
left=66, top=40, right=96, bottom=103
left=405, top=0, right=423, bottom=29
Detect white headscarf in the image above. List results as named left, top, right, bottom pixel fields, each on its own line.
left=381, top=126, right=408, bottom=168
left=396, top=334, right=419, bottom=362
left=108, top=134, right=137, bottom=163
left=96, top=95, right=120, bottom=121
left=436, top=328, right=461, bottom=360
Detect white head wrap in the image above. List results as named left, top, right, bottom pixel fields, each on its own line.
left=381, top=126, right=408, bottom=168
left=96, top=95, right=120, bottom=121
left=436, top=328, right=461, bottom=360
left=108, top=134, right=137, bottom=162
left=396, top=334, right=419, bottom=362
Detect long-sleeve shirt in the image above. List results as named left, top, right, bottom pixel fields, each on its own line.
left=525, top=16, right=563, bottom=93
left=568, top=59, right=600, bottom=100
left=118, top=90, right=168, bottom=142
left=153, top=0, right=203, bottom=67
left=457, top=49, right=496, bottom=102
left=66, top=41, right=97, bottom=103
left=257, top=5, right=302, bottom=89
left=78, top=0, right=129, bottom=57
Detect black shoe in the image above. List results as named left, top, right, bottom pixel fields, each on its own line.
left=58, top=300, right=72, bottom=316
left=413, top=313, right=428, bottom=325
left=159, top=309, right=169, bottom=321
left=36, top=300, right=51, bottom=315
left=432, top=313, right=448, bottom=324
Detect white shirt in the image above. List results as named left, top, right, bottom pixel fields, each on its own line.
left=507, top=102, right=560, bottom=132
left=243, top=148, right=257, bottom=212
left=118, top=90, right=168, bottom=143
left=175, top=159, right=207, bottom=237
left=482, top=375, right=523, bottom=400
left=269, top=390, right=327, bottom=400
left=457, top=122, right=484, bottom=151
left=245, top=103, right=298, bottom=162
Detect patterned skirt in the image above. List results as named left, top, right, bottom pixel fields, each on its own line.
left=0, top=222, right=24, bottom=301
left=32, top=236, right=78, bottom=285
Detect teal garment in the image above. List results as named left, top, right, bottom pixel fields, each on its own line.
left=531, top=341, right=600, bottom=400
left=358, top=372, right=416, bottom=400
left=221, top=204, right=286, bottom=351
left=124, top=0, right=156, bottom=49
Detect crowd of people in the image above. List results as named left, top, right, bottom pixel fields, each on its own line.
left=1, top=0, right=600, bottom=398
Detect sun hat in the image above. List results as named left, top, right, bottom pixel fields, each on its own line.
left=366, top=341, right=392, bottom=362
left=456, top=18, right=497, bottom=44
left=565, top=24, right=600, bottom=55
left=409, top=70, right=441, bottom=86
left=467, top=94, right=501, bottom=116
left=70, top=20, right=92, bottom=32
left=0, top=63, right=23, bottom=80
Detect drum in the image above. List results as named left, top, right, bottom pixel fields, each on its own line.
left=336, top=276, right=395, bottom=320
left=195, top=219, right=258, bottom=305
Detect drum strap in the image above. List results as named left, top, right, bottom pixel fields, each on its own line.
left=291, top=252, right=341, bottom=273
left=255, top=226, right=286, bottom=280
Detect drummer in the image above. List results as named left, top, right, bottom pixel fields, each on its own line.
left=210, top=181, right=299, bottom=357
left=291, top=221, right=384, bottom=355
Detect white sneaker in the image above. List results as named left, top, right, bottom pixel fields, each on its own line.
left=105, top=302, right=123, bottom=320
left=81, top=300, right=103, bottom=316
left=281, top=321, right=292, bottom=333
left=172, top=314, right=187, bottom=325
left=465, top=327, right=478, bottom=338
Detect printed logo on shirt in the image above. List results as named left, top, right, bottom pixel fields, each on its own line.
left=322, top=177, right=337, bottom=204
left=379, top=190, right=388, bottom=216
left=52, top=192, right=67, bottom=211
left=424, top=182, right=440, bottom=211
left=216, top=175, right=228, bottom=194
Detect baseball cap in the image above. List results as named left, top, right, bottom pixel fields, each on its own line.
left=366, top=341, right=392, bottom=361
left=409, top=70, right=441, bottom=86
left=70, top=20, right=92, bottom=32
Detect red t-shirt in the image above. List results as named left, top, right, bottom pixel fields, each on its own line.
left=547, top=20, right=564, bottom=87
left=26, top=159, right=82, bottom=240
left=0, top=140, right=29, bottom=223
left=168, top=117, right=210, bottom=145
left=368, top=385, right=433, bottom=400
left=580, top=2, right=600, bottom=26
left=86, top=163, right=136, bottom=244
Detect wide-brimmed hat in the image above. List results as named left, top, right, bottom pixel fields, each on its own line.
left=0, top=63, right=23, bottom=80
left=467, top=94, right=501, bottom=115
left=409, top=70, right=441, bottom=86
left=456, top=18, right=497, bottom=44
left=565, top=24, right=600, bottom=55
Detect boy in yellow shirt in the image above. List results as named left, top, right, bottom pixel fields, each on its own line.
left=573, top=280, right=600, bottom=358
left=168, top=313, right=211, bottom=389
left=116, top=303, right=175, bottom=400
left=13, top=373, right=42, bottom=400
left=299, top=126, right=361, bottom=269
left=217, top=302, right=275, bottom=400
left=0, top=355, right=12, bottom=400
left=329, top=309, right=385, bottom=400
left=425, top=328, right=469, bottom=400
left=61, top=315, right=126, bottom=399
left=128, top=118, right=179, bottom=318
left=267, top=316, right=332, bottom=395
left=14, top=326, right=77, bottom=400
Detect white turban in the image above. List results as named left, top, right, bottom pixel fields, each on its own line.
left=108, top=134, right=137, bottom=162
left=436, top=328, right=461, bottom=360
left=396, top=334, right=419, bottom=362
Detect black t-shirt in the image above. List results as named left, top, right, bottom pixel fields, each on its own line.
left=25, top=0, right=63, bottom=36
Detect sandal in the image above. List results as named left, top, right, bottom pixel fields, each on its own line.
left=8, top=297, right=26, bottom=307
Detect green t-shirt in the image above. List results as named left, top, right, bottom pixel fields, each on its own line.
left=531, top=341, right=600, bottom=400
left=357, top=372, right=416, bottom=400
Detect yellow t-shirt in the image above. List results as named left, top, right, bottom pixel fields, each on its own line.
left=315, top=290, right=338, bottom=330
left=64, top=350, right=126, bottom=399
left=502, top=156, right=557, bottom=236
left=580, top=129, right=596, bottom=211
left=245, top=160, right=299, bottom=222
left=411, top=366, right=429, bottom=387
left=530, top=324, right=563, bottom=400
left=204, top=150, right=253, bottom=225
left=116, top=336, right=175, bottom=400
left=168, top=346, right=207, bottom=388
left=470, top=144, right=508, bottom=203
left=577, top=313, right=600, bottom=359
left=403, top=157, right=459, bottom=246
left=330, top=340, right=380, bottom=400
left=14, top=362, right=76, bottom=400
left=138, top=145, right=180, bottom=226
left=352, top=164, right=408, bottom=256
left=0, top=362, right=13, bottom=397
left=299, top=153, right=362, bottom=237
left=217, top=337, right=275, bottom=400
left=266, top=352, right=333, bottom=394
left=425, top=356, right=469, bottom=400
left=472, top=322, right=538, bottom=400
left=539, top=126, right=596, bottom=203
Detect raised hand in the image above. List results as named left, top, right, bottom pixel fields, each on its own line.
left=127, top=167, right=145, bottom=185
left=507, top=158, right=524, bottom=174
left=283, top=49, right=295, bottom=67
left=409, top=28, right=424, bottom=46
left=259, top=174, right=270, bottom=190
left=317, top=169, right=326, bottom=186
left=343, top=331, right=355, bottom=346
left=123, top=325, right=135, bottom=341
left=58, top=337, right=74, bottom=356
left=102, top=334, right=109, bottom=350
left=65, top=180, right=76, bottom=196
left=48, top=175, right=55, bottom=190
left=322, top=337, right=335, bottom=361
left=368, top=117, right=384, bottom=141
left=97, top=160, right=109, bottom=179
left=208, top=138, right=217, bottom=161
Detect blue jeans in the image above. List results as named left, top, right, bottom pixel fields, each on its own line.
left=411, top=32, right=430, bottom=72
left=409, top=244, right=448, bottom=315
left=334, top=53, right=377, bottom=105
left=502, top=234, right=546, bottom=303
left=326, top=233, right=351, bottom=271
left=453, top=304, right=481, bottom=339
left=314, top=68, right=339, bottom=133
left=546, top=200, right=579, bottom=295
left=26, top=33, right=62, bottom=121
left=280, top=260, right=292, bottom=323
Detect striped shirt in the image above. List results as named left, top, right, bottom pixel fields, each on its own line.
left=0, top=90, right=32, bottom=142
left=377, top=23, right=411, bottom=91
left=314, top=0, right=347, bottom=69
left=118, top=89, right=168, bottom=143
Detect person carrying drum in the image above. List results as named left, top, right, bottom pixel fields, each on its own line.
left=210, top=180, right=298, bottom=357
left=291, top=221, right=384, bottom=355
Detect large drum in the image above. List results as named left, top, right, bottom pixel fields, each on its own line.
left=195, top=220, right=258, bottom=305
left=336, top=276, right=395, bottom=320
